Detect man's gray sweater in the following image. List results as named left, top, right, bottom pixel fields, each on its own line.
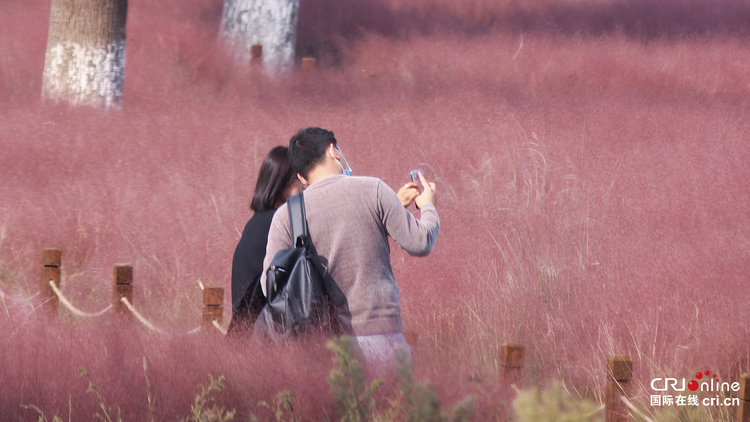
left=261, top=174, right=440, bottom=336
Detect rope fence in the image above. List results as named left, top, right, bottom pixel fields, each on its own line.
left=25, top=248, right=750, bottom=422
left=49, top=280, right=112, bottom=317
left=36, top=248, right=226, bottom=336
left=47, top=277, right=213, bottom=335
left=119, top=297, right=167, bottom=334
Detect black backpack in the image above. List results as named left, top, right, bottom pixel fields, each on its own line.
left=254, top=192, right=335, bottom=340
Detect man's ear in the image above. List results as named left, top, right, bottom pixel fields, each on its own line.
left=329, top=143, right=341, bottom=160
left=297, top=173, right=310, bottom=186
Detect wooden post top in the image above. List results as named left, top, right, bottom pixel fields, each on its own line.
left=113, top=264, right=133, bottom=285
left=301, top=57, right=317, bottom=71
left=607, top=355, right=633, bottom=382
left=501, top=343, right=525, bottom=368
left=251, top=44, right=262, bottom=59
left=203, top=287, right=224, bottom=306
left=42, top=248, right=62, bottom=267
left=739, top=374, right=750, bottom=401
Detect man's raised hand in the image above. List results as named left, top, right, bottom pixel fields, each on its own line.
left=414, top=172, right=437, bottom=209
left=397, top=182, right=420, bottom=207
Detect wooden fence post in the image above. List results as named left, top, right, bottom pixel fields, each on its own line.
left=403, top=330, right=418, bottom=349
left=112, top=264, right=133, bottom=314
left=739, top=374, right=750, bottom=422
left=605, top=355, right=632, bottom=422
left=251, top=44, right=263, bottom=66
left=202, top=287, right=224, bottom=327
left=40, top=248, right=61, bottom=314
left=301, top=57, right=317, bottom=71
left=500, top=343, right=524, bottom=386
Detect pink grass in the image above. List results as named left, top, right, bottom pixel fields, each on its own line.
left=1, top=0, right=750, bottom=420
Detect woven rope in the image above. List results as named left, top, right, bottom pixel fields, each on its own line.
left=120, top=297, right=167, bottom=334
left=211, top=319, right=227, bottom=335
left=45, top=280, right=215, bottom=336
left=49, top=280, right=112, bottom=317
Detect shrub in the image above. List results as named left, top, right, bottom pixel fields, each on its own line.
left=513, top=382, right=603, bottom=422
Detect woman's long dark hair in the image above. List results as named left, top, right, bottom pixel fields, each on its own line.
left=250, top=146, right=297, bottom=212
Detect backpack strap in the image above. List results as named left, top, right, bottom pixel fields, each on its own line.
left=286, top=192, right=329, bottom=287
left=285, top=191, right=340, bottom=334
left=287, top=192, right=308, bottom=247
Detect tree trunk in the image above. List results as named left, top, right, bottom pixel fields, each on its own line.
left=42, top=0, right=128, bottom=109
left=220, top=0, right=299, bottom=71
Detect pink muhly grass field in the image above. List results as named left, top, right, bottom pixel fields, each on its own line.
left=1, top=0, right=750, bottom=420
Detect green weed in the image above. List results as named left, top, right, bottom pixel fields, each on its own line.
left=143, top=357, right=156, bottom=422
left=188, top=374, right=236, bottom=422
left=255, top=391, right=301, bottom=422
left=20, top=402, right=66, bottom=422
left=327, top=337, right=474, bottom=422
left=513, top=382, right=603, bottom=422
left=327, top=336, right=384, bottom=422
left=78, top=366, right=122, bottom=422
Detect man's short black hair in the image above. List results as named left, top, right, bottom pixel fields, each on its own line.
left=288, top=127, right=337, bottom=179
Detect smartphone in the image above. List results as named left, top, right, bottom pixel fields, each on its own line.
left=409, top=168, right=424, bottom=191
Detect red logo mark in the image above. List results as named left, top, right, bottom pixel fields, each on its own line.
left=688, top=370, right=717, bottom=391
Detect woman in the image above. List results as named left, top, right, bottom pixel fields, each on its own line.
left=228, top=146, right=303, bottom=335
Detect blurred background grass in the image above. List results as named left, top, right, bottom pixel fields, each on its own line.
left=1, top=0, right=749, bottom=420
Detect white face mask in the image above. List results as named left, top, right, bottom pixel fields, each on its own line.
left=331, top=145, right=352, bottom=176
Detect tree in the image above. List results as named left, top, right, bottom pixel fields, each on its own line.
left=42, top=0, right=128, bottom=109
left=220, top=0, right=300, bottom=71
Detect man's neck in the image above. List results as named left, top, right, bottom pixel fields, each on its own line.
left=305, top=165, right=342, bottom=185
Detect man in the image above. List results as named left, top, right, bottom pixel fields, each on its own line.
left=261, top=127, right=439, bottom=370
